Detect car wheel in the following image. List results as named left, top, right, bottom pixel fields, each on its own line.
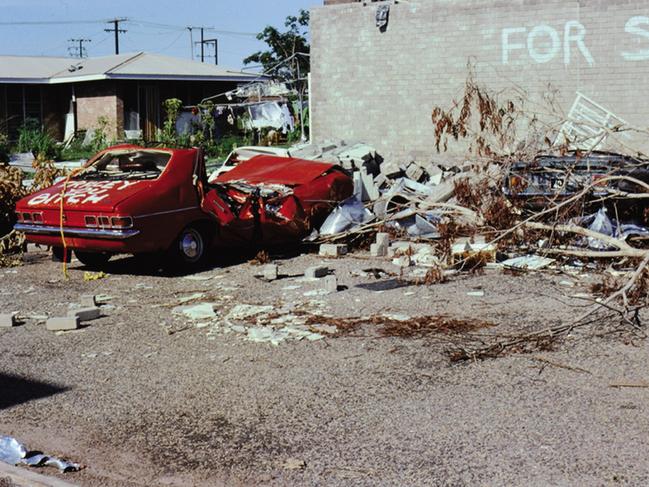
left=174, top=226, right=207, bottom=266
left=74, top=250, right=111, bottom=268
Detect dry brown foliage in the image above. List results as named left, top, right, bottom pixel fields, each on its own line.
left=431, top=67, right=519, bottom=157
left=302, top=313, right=493, bottom=338
left=249, top=250, right=270, bottom=265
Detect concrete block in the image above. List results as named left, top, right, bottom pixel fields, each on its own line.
left=373, top=173, right=387, bottom=188
left=0, top=313, right=17, bottom=327
left=80, top=294, right=97, bottom=307
left=46, top=316, right=79, bottom=331
left=370, top=243, right=388, bottom=257
left=263, top=264, right=279, bottom=281
left=424, top=180, right=455, bottom=203
left=379, top=161, right=403, bottom=178
left=319, top=244, right=348, bottom=257
left=376, top=232, right=390, bottom=247
left=360, top=167, right=380, bottom=201
left=324, top=275, right=338, bottom=293
left=405, top=162, right=425, bottom=182
left=67, top=306, right=101, bottom=322
left=305, top=265, right=329, bottom=278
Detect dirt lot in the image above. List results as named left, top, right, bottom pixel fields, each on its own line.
left=1, top=246, right=649, bottom=486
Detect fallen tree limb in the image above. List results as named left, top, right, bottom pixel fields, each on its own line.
left=524, top=221, right=637, bottom=251
left=450, top=253, right=649, bottom=361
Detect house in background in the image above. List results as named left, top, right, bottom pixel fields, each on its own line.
left=0, top=52, right=260, bottom=141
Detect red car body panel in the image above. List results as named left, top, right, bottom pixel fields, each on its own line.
left=14, top=146, right=352, bottom=257
left=216, top=156, right=340, bottom=186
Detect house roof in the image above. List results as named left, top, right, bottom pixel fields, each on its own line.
left=0, top=52, right=262, bottom=84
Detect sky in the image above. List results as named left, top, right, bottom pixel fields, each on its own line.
left=0, top=0, right=318, bottom=70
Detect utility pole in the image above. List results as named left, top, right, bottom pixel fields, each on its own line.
left=188, top=26, right=213, bottom=62
left=68, top=38, right=91, bottom=58
left=104, top=18, right=127, bottom=55
left=202, top=38, right=218, bottom=65
left=187, top=27, right=194, bottom=60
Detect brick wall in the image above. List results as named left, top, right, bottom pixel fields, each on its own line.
left=76, top=81, right=123, bottom=140
left=311, top=0, right=649, bottom=160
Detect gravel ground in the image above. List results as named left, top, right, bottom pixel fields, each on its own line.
left=1, top=246, right=648, bottom=486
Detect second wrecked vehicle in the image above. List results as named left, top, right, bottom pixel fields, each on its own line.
left=14, top=145, right=353, bottom=267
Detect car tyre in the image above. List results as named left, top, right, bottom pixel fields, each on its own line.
left=170, top=225, right=208, bottom=269
left=75, top=250, right=111, bottom=268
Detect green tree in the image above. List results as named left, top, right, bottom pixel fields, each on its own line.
left=243, top=10, right=310, bottom=81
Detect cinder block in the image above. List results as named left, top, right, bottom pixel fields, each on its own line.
left=46, top=316, right=79, bottom=331
left=263, top=264, right=279, bottom=281
left=0, top=313, right=17, bottom=327
left=319, top=244, right=348, bottom=257
left=67, top=307, right=101, bottom=321
left=405, top=162, right=425, bottom=182
left=323, top=275, right=338, bottom=293
left=370, top=242, right=388, bottom=257
left=305, top=265, right=329, bottom=279
left=376, top=232, right=390, bottom=247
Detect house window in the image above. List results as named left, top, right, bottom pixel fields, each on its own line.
left=4, top=84, right=43, bottom=140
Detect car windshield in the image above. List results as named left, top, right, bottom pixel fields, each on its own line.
left=74, top=150, right=172, bottom=181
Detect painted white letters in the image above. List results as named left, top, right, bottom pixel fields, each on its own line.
left=622, top=16, right=649, bottom=61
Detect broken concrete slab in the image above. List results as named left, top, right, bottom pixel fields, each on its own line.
left=46, top=316, right=79, bottom=331
left=319, top=244, right=348, bottom=257
left=173, top=303, right=217, bottom=320
left=305, top=265, right=329, bottom=279
left=67, top=306, right=101, bottom=322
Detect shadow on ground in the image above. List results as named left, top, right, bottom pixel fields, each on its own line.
left=0, top=373, right=68, bottom=410
left=67, top=244, right=317, bottom=278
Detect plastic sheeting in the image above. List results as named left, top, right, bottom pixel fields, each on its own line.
left=247, top=102, right=294, bottom=134
left=580, top=207, right=649, bottom=249
left=319, top=197, right=375, bottom=236
left=0, top=436, right=80, bottom=473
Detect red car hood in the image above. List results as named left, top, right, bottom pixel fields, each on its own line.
left=19, top=179, right=150, bottom=212
left=215, top=155, right=339, bottom=186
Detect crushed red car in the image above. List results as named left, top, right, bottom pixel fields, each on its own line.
left=14, top=145, right=353, bottom=268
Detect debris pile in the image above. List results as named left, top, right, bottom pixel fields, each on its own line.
left=283, top=75, right=649, bottom=360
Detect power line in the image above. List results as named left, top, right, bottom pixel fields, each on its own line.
left=0, top=19, right=106, bottom=25
left=104, top=18, right=127, bottom=55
